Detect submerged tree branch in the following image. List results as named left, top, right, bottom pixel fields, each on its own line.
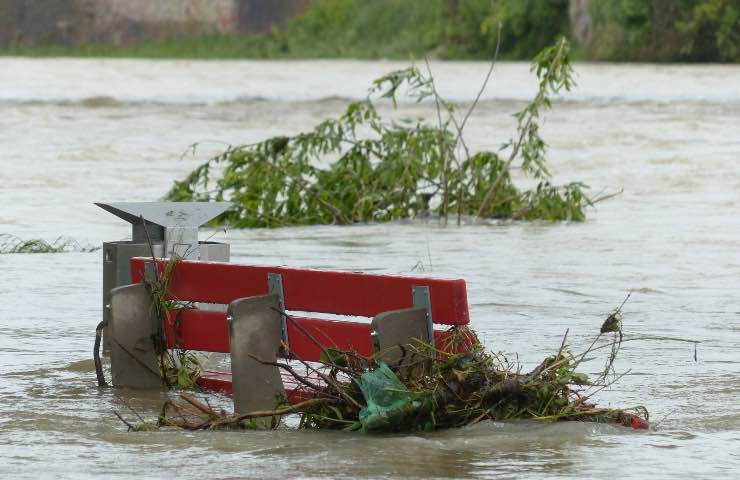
left=166, top=37, right=611, bottom=228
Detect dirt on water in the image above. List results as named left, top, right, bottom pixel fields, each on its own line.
left=1, top=58, right=739, bottom=479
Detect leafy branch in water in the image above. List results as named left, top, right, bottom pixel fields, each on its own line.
left=166, top=37, right=609, bottom=228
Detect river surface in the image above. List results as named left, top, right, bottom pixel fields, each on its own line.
left=0, top=59, right=739, bottom=479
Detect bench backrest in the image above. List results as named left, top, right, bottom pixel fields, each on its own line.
left=130, top=257, right=470, bottom=361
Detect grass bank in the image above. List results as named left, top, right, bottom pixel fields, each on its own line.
left=3, top=0, right=737, bottom=62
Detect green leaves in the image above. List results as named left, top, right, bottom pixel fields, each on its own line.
left=319, top=348, right=350, bottom=367
left=677, top=0, right=740, bottom=62
left=165, top=38, right=591, bottom=228
left=518, top=36, right=574, bottom=180
left=566, top=372, right=591, bottom=386
left=588, top=0, right=740, bottom=62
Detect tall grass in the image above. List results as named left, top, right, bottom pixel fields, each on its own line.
left=0, top=234, right=98, bottom=254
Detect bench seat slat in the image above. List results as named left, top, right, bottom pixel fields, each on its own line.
left=164, top=309, right=458, bottom=362
left=164, top=309, right=376, bottom=361
left=286, top=316, right=373, bottom=359
left=131, top=258, right=469, bottom=326
left=197, top=369, right=323, bottom=404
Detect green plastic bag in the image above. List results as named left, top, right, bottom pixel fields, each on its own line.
left=355, top=362, right=420, bottom=431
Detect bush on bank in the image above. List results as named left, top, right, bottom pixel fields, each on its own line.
left=4, top=0, right=738, bottom=62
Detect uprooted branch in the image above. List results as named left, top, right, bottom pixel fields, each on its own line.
left=166, top=37, right=617, bottom=228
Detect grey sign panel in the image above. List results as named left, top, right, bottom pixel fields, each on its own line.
left=95, top=202, right=231, bottom=229
left=96, top=201, right=232, bottom=258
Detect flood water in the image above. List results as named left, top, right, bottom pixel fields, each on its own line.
left=1, top=58, right=739, bottom=479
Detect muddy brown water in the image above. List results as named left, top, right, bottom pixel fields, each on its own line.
left=1, top=59, right=739, bottom=479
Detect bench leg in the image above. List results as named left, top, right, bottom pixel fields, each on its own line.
left=109, top=283, right=162, bottom=389
left=228, top=294, right=286, bottom=428
left=371, top=307, right=430, bottom=375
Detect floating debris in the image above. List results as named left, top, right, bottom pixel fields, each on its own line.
left=118, top=303, right=657, bottom=433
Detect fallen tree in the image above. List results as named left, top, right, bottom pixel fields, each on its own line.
left=166, top=37, right=616, bottom=227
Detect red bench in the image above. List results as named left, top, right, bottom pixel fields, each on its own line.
left=128, top=257, right=471, bottom=403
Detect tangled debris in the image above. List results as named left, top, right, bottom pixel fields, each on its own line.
left=117, top=296, right=665, bottom=433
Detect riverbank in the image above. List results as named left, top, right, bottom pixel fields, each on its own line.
left=3, top=0, right=739, bottom=62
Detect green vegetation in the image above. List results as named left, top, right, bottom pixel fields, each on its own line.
left=167, top=38, right=606, bottom=227
left=3, top=0, right=738, bottom=62
left=0, top=234, right=98, bottom=254
left=3, top=0, right=557, bottom=60
left=447, top=0, right=571, bottom=59
left=2, top=35, right=269, bottom=59
left=146, top=255, right=203, bottom=390
left=588, top=0, right=740, bottom=62
left=259, top=0, right=567, bottom=60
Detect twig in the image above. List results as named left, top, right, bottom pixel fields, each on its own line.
left=291, top=354, right=363, bottom=410
left=557, top=328, right=570, bottom=359
left=581, top=369, right=632, bottom=402
left=112, top=338, right=162, bottom=380
left=590, top=188, right=624, bottom=205
left=275, top=308, right=355, bottom=375
left=460, top=21, right=502, bottom=132
left=115, top=396, right=147, bottom=423
left=113, top=411, right=134, bottom=431
left=180, top=394, right=218, bottom=417
left=224, top=398, right=334, bottom=425
left=466, top=409, right=492, bottom=427
left=476, top=37, right=568, bottom=219
left=615, top=291, right=632, bottom=312
left=246, top=353, right=332, bottom=394
left=651, top=408, right=678, bottom=430
left=424, top=57, right=450, bottom=225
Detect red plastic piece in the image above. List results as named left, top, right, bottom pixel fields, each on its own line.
left=630, top=416, right=650, bottom=429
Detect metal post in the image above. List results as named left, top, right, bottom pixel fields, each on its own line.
left=412, top=285, right=434, bottom=344
left=267, top=273, right=288, bottom=344
left=108, top=283, right=162, bottom=389
left=227, top=294, right=286, bottom=428
left=370, top=307, right=429, bottom=373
